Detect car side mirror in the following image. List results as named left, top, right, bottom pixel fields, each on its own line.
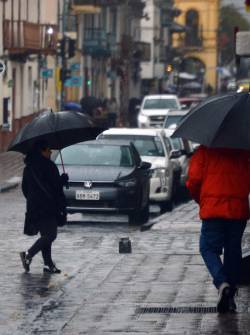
left=170, top=149, right=182, bottom=159
left=140, top=161, right=151, bottom=169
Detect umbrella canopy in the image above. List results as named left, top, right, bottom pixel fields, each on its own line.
left=8, top=110, right=105, bottom=154
left=172, top=92, right=250, bottom=149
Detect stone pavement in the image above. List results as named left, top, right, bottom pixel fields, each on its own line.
left=0, top=151, right=23, bottom=191
left=1, top=186, right=250, bottom=334
left=1, top=152, right=250, bottom=334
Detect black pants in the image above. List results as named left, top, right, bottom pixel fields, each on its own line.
left=28, top=217, right=58, bottom=267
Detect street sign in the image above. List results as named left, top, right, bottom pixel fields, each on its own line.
left=70, top=63, right=80, bottom=72
left=41, top=68, right=53, bottom=78
left=0, top=60, right=6, bottom=76
left=64, top=76, right=83, bottom=87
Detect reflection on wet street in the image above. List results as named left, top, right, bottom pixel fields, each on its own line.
left=2, top=187, right=250, bottom=334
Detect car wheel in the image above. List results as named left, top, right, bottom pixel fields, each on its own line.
left=160, top=200, right=173, bottom=213
left=129, top=202, right=149, bottom=225
left=138, top=202, right=150, bottom=224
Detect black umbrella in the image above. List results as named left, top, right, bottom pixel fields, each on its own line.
left=8, top=110, right=105, bottom=168
left=172, top=92, right=250, bottom=149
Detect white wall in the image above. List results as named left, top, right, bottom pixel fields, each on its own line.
left=140, top=0, right=164, bottom=80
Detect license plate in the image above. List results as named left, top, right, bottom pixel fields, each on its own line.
left=75, top=190, right=100, bottom=200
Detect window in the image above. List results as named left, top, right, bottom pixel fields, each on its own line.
left=101, top=135, right=165, bottom=157
left=164, top=115, right=184, bottom=128
left=143, top=99, right=179, bottom=110
left=185, top=10, right=202, bottom=47
left=56, top=144, right=133, bottom=167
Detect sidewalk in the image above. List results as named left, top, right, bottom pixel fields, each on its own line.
left=0, top=151, right=24, bottom=191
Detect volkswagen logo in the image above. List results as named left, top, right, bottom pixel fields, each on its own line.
left=84, top=181, right=92, bottom=189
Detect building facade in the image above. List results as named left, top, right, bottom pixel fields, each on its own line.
left=0, top=0, right=58, bottom=152
left=72, top=0, right=146, bottom=125
left=173, top=0, right=220, bottom=92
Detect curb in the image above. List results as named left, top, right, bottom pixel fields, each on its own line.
left=0, top=182, right=19, bottom=193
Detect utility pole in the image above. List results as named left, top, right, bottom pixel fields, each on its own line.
left=120, top=0, right=130, bottom=126
left=60, top=0, right=68, bottom=110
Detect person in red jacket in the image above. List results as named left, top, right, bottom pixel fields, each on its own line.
left=186, top=145, right=250, bottom=313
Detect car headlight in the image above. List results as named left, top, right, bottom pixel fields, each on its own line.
left=138, top=113, right=149, bottom=124
left=117, top=178, right=137, bottom=187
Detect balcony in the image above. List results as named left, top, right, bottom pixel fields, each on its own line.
left=3, top=20, right=58, bottom=56
left=176, top=34, right=203, bottom=52
left=83, top=28, right=116, bottom=57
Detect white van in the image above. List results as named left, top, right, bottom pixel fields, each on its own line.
left=138, top=94, right=181, bottom=128
left=98, top=128, right=181, bottom=211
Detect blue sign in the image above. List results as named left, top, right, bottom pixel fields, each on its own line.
left=41, top=68, right=53, bottom=78
left=64, top=76, right=83, bottom=87
left=70, top=63, right=80, bottom=72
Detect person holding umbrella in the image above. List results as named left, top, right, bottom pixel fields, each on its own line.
left=7, top=109, right=105, bottom=273
left=172, top=92, right=250, bottom=313
left=20, top=140, right=68, bottom=274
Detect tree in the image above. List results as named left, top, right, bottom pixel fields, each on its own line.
left=219, top=5, right=250, bottom=65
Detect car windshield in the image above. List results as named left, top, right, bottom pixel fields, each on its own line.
left=55, top=144, right=133, bottom=167
left=143, top=98, right=179, bottom=110
left=164, top=115, right=184, bottom=128
left=101, top=135, right=165, bottom=157
left=170, top=138, right=182, bottom=150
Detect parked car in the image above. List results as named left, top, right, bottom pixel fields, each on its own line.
left=55, top=140, right=151, bottom=224
left=179, top=96, right=203, bottom=111
left=98, top=128, right=181, bottom=211
left=137, top=94, right=181, bottom=128
left=162, top=128, right=194, bottom=194
left=163, top=109, right=189, bottom=130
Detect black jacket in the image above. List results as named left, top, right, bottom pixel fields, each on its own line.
left=22, top=153, right=66, bottom=222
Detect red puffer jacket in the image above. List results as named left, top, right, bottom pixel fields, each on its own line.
left=186, top=145, right=250, bottom=220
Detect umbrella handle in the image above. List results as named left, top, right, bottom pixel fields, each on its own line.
left=59, top=150, right=69, bottom=189
left=59, top=150, right=65, bottom=174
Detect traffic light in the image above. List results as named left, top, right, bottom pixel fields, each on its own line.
left=60, top=68, right=71, bottom=82
left=68, top=38, right=76, bottom=59
left=57, top=37, right=76, bottom=59
left=57, top=38, right=66, bottom=57
left=245, top=0, right=250, bottom=12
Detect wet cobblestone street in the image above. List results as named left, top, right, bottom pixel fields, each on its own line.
left=1, top=186, right=250, bottom=334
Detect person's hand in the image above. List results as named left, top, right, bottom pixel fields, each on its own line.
left=61, top=173, right=69, bottom=186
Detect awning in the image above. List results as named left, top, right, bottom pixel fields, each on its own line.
left=71, top=5, right=101, bottom=14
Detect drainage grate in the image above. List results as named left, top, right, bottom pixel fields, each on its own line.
left=137, top=306, right=217, bottom=314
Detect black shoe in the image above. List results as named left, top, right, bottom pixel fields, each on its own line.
left=43, top=264, right=61, bottom=274
left=20, top=251, right=32, bottom=272
left=228, top=287, right=237, bottom=312
left=217, top=283, right=231, bottom=313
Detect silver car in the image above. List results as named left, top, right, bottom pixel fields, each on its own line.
left=98, top=128, right=181, bottom=212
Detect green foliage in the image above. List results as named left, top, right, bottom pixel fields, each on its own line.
left=220, top=5, right=250, bottom=65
